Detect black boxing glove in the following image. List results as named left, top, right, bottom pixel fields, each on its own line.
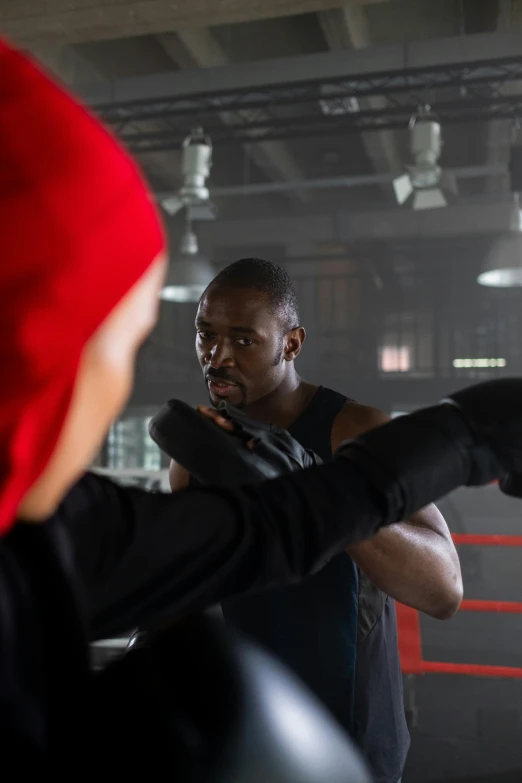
left=335, top=377, right=522, bottom=525
left=149, top=399, right=322, bottom=486
left=444, top=378, right=522, bottom=496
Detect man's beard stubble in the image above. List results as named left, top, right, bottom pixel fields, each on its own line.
left=208, top=387, right=247, bottom=410
left=206, top=366, right=247, bottom=409
left=206, top=339, right=284, bottom=410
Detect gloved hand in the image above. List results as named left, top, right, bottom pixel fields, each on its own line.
left=336, top=377, right=522, bottom=525
left=149, top=399, right=322, bottom=486
left=445, top=378, right=522, bottom=495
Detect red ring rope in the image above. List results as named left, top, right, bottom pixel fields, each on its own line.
left=452, top=534, right=522, bottom=546
left=397, top=533, right=522, bottom=677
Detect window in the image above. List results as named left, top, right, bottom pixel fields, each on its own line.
left=379, top=345, right=411, bottom=373
left=378, top=310, right=433, bottom=376
left=106, top=415, right=161, bottom=471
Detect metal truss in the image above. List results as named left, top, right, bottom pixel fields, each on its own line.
left=96, top=55, right=522, bottom=152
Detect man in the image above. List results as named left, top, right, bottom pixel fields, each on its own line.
left=169, top=258, right=463, bottom=783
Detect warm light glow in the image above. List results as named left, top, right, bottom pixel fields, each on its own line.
left=380, top=346, right=411, bottom=372
left=452, top=358, right=506, bottom=368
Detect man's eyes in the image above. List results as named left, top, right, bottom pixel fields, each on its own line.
left=197, top=331, right=254, bottom=347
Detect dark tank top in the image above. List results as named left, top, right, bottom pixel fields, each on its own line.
left=221, top=386, right=410, bottom=783
left=221, top=386, right=359, bottom=735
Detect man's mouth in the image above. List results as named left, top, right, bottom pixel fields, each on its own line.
left=207, top=378, right=238, bottom=397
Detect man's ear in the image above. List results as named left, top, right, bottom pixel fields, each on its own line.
left=284, top=326, right=306, bottom=362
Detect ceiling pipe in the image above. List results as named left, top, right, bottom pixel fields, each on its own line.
left=156, top=164, right=507, bottom=201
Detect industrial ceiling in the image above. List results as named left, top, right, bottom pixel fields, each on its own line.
left=7, top=0, right=519, bottom=209
left=6, top=0, right=522, bottom=405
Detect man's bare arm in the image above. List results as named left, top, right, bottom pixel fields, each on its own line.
left=332, top=403, right=463, bottom=620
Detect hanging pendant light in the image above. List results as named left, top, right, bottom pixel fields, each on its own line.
left=478, top=194, right=522, bottom=287
left=160, top=220, right=214, bottom=303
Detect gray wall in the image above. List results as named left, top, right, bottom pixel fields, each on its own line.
left=404, top=486, right=522, bottom=782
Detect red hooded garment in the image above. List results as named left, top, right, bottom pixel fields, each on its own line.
left=0, top=39, right=166, bottom=534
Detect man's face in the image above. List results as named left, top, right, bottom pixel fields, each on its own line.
left=196, top=285, right=288, bottom=409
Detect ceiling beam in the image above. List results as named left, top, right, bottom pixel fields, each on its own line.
left=157, top=29, right=310, bottom=201
left=319, top=4, right=402, bottom=179
left=0, top=0, right=392, bottom=46
left=79, top=32, right=522, bottom=108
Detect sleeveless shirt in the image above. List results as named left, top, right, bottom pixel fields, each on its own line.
left=221, top=386, right=410, bottom=783
left=221, top=386, right=358, bottom=735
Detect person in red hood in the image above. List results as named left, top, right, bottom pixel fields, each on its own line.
left=0, top=37, right=373, bottom=778
left=0, top=47, right=166, bottom=533
left=2, top=34, right=522, bottom=781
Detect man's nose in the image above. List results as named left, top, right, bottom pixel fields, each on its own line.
left=206, top=341, right=235, bottom=368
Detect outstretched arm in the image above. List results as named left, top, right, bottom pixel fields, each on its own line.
left=63, top=463, right=387, bottom=640
left=334, top=403, right=463, bottom=619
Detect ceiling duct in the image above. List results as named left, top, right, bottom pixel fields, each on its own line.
left=157, top=164, right=505, bottom=203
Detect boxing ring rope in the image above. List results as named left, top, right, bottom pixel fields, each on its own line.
left=397, top=533, right=522, bottom=678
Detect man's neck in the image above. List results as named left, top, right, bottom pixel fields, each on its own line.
left=244, top=374, right=318, bottom=430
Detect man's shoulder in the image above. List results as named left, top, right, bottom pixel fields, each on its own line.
left=331, top=400, right=390, bottom=450
left=336, top=400, right=390, bottom=428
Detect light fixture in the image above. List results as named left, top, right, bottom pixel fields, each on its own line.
left=160, top=128, right=215, bottom=219
left=452, top=358, right=506, bottom=368
left=478, top=198, right=522, bottom=287
left=393, top=106, right=458, bottom=211
left=160, top=222, right=214, bottom=303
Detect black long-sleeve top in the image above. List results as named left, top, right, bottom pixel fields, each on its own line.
left=1, top=460, right=387, bottom=770
left=63, top=463, right=386, bottom=638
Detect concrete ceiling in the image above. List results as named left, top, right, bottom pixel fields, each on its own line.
left=2, top=1, right=394, bottom=45
left=11, top=1, right=522, bottom=225
left=8, top=0, right=521, bottom=402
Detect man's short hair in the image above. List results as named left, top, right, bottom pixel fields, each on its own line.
left=205, top=258, right=300, bottom=332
